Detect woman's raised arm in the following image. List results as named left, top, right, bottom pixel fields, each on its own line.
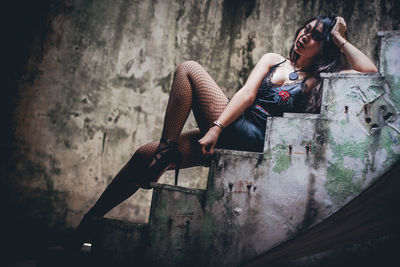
left=331, top=17, right=378, bottom=73
left=197, top=53, right=282, bottom=156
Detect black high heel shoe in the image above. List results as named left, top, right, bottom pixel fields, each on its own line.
left=136, top=139, right=183, bottom=189
left=63, top=213, right=100, bottom=252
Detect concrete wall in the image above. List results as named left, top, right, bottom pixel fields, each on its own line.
left=2, top=0, right=400, bottom=253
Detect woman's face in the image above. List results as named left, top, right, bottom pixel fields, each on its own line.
left=293, top=20, right=324, bottom=60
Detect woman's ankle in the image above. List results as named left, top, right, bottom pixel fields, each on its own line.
left=84, top=208, right=103, bottom=219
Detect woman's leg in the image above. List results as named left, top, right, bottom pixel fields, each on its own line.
left=86, top=129, right=207, bottom=218
left=72, top=62, right=229, bottom=248
left=161, top=61, right=229, bottom=142
left=84, top=61, right=228, bottom=216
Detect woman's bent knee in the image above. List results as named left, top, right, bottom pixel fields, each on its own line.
left=176, top=60, right=201, bottom=73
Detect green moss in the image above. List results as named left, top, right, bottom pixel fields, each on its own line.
left=332, top=140, right=369, bottom=159
left=149, top=200, right=169, bottom=242
left=329, top=133, right=370, bottom=160
left=199, top=212, right=216, bottom=253
left=346, top=90, right=363, bottom=102
left=175, top=196, right=198, bottom=212
left=273, top=153, right=291, bottom=173
left=368, top=85, right=385, bottom=96
left=324, top=129, right=382, bottom=204
left=325, top=161, right=362, bottom=204
left=379, top=127, right=400, bottom=169
left=329, top=120, right=399, bottom=174
left=389, top=79, right=400, bottom=109
left=263, top=149, right=273, bottom=161
left=272, top=144, right=291, bottom=173
left=205, top=188, right=224, bottom=207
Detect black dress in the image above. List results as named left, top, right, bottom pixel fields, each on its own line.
left=217, top=59, right=307, bottom=152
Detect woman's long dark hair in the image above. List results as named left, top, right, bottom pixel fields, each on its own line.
left=289, top=14, right=347, bottom=113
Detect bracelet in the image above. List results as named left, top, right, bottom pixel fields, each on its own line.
left=339, top=41, right=349, bottom=49
left=211, top=120, right=224, bottom=130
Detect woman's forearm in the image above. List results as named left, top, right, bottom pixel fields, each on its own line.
left=332, top=32, right=378, bottom=72
left=214, top=53, right=282, bottom=132
left=219, top=90, right=253, bottom=125
left=198, top=53, right=276, bottom=154
left=213, top=89, right=254, bottom=134
left=197, top=88, right=254, bottom=154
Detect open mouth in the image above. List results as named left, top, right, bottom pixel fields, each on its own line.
left=296, top=40, right=304, bottom=49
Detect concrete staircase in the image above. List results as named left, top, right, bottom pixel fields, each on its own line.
left=88, top=31, right=400, bottom=266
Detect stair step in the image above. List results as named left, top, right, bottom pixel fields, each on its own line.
left=91, top=219, right=148, bottom=266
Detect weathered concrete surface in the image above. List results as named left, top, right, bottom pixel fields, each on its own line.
left=244, top=157, right=400, bottom=266
left=378, top=31, right=400, bottom=114
left=91, top=219, right=148, bottom=267
left=146, top=184, right=207, bottom=266
left=209, top=32, right=400, bottom=265
left=201, top=66, right=400, bottom=265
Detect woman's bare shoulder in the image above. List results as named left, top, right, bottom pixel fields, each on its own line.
left=259, top=53, right=286, bottom=67
left=261, top=53, right=285, bottom=61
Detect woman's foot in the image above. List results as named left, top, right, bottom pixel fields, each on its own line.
left=148, top=139, right=172, bottom=168
left=135, top=139, right=183, bottom=189
left=64, top=213, right=101, bottom=252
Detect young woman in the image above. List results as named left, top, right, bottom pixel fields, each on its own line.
left=69, top=14, right=377, bottom=250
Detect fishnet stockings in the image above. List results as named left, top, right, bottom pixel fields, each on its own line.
left=162, top=60, right=229, bottom=139
left=88, top=61, right=228, bottom=217
left=139, top=61, right=229, bottom=169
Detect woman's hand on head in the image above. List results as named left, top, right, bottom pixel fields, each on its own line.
left=330, top=16, right=378, bottom=73
left=331, top=16, right=347, bottom=47
left=198, top=126, right=221, bottom=156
